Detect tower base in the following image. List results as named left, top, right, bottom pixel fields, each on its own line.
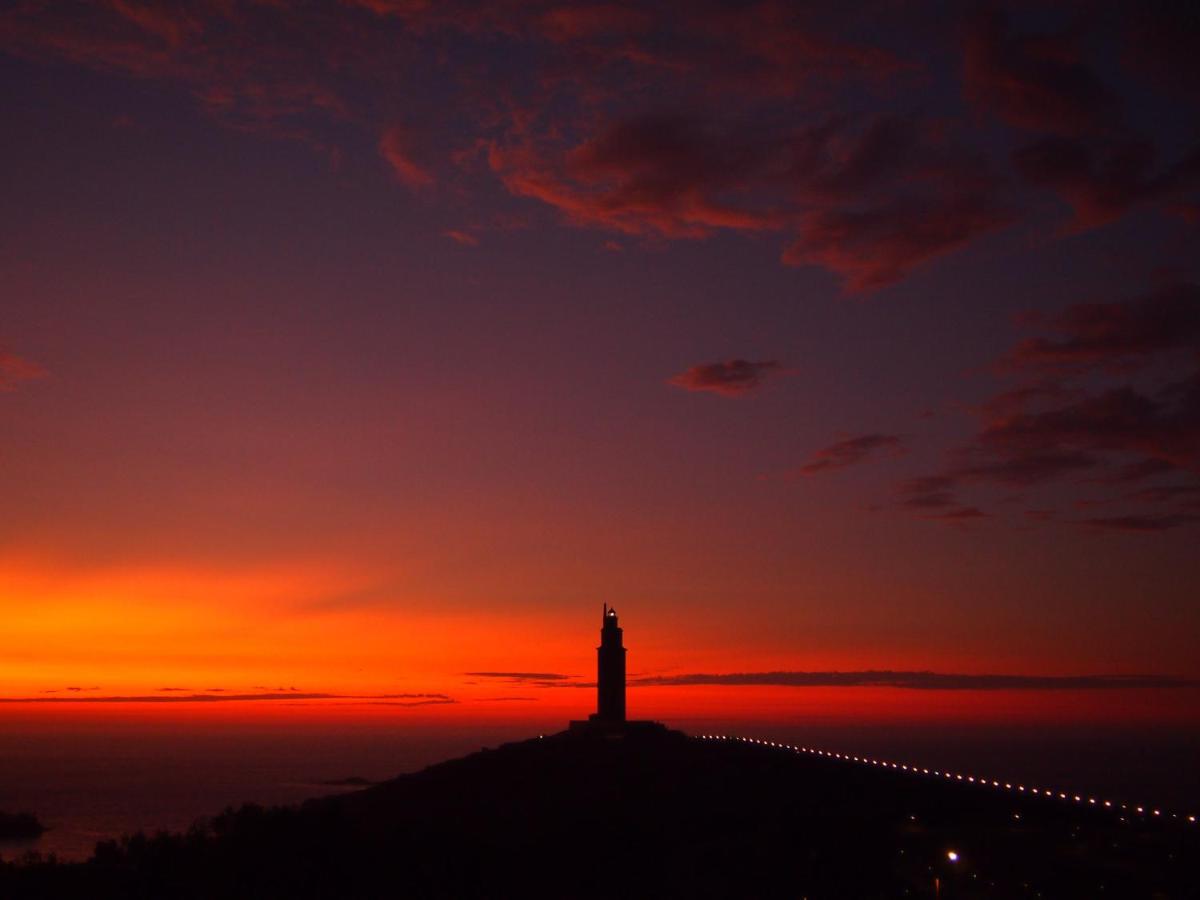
left=566, top=718, right=670, bottom=738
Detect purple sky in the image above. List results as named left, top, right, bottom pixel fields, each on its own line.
left=1, top=1, right=1198, bottom=718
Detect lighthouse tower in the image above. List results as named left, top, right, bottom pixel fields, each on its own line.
left=568, top=605, right=665, bottom=736
left=592, top=604, right=626, bottom=722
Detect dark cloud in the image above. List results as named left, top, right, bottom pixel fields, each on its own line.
left=1124, top=483, right=1200, bottom=505
left=42, top=686, right=100, bottom=693
left=891, top=283, right=1200, bottom=528
left=1080, top=513, right=1200, bottom=532
left=0, top=3, right=1013, bottom=290
left=1001, top=283, right=1200, bottom=373
left=895, top=475, right=959, bottom=510
left=894, top=473, right=988, bottom=522
left=784, top=116, right=1013, bottom=289
left=535, top=5, right=653, bottom=43
left=1121, top=0, right=1200, bottom=96
left=782, top=187, right=1011, bottom=292
left=491, top=114, right=784, bottom=240
left=919, top=506, right=989, bottom=523
left=464, top=671, right=575, bottom=681
left=955, top=449, right=1100, bottom=486
left=366, top=698, right=458, bottom=707
left=975, top=376, right=1200, bottom=474
left=494, top=112, right=1011, bottom=291
left=476, top=696, right=540, bottom=702
left=906, top=375, right=1200, bottom=515
left=1013, top=136, right=1200, bottom=230
left=1087, top=457, right=1178, bottom=485
left=0, top=692, right=453, bottom=704
left=0, top=0, right=1188, bottom=292
left=797, top=434, right=903, bottom=476
left=977, top=287, right=1200, bottom=479
left=0, top=1, right=353, bottom=148
left=631, top=671, right=1198, bottom=690
left=668, top=359, right=782, bottom=397
left=963, top=10, right=1118, bottom=136
left=957, top=9, right=1200, bottom=231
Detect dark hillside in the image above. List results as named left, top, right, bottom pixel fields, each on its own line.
left=2, top=728, right=1197, bottom=898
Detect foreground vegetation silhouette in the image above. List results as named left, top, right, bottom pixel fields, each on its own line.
left=2, top=728, right=1198, bottom=898
left=0, top=813, right=44, bottom=841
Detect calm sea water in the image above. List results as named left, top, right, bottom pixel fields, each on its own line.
left=2, top=719, right=1197, bottom=861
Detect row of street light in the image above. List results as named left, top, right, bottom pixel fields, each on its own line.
left=696, top=734, right=1197, bottom=826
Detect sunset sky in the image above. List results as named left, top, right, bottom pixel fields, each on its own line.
left=2, top=0, right=1198, bottom=729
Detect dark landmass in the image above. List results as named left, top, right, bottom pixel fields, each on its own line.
left=1, top=728, right=1197, bottom=898
left=313, top=776, right=376, bottom=787
left=0, top=812, right=45, bottom=841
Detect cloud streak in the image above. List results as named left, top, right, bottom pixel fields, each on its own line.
left=889, top=282, right=1200, bottom=528
left=0, top=351, right=47, bottom=391
left=668, top=359, right=783, bottom=397
left=797, top=434, right=903, bottom=476
left=631, top=671, right=1199, bottom=690
left=0, top=692, right=454, bottom=705
left=464, top=672, right=589, bottom=688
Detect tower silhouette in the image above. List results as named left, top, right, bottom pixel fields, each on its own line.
left=593, top=604, right=626, bottom=722
left=568, top=605, right=664, bottom=736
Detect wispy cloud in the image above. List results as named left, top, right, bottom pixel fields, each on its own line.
left=797, top=433, right=903, bottom=476
left=0, top=351, right=47, bottom=391
left=379, top=124, right=434, bottom=190
left=464, top=672, right=587, bottom=687
left=668, top=359, right=783, bottom=397
left=629, top=671, right=1198, bottom=690
left=443, top=229, right=479, bottom=246
left=0, top=691, right=454, bottom=704
left=1080, top=513, right=1200, bottom=532
left=476, top=696, right=540, bottom=702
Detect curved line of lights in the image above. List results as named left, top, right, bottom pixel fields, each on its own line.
left=695, top=734, right=1197, bottom=826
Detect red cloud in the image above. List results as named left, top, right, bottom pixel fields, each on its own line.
left=1082, top=513, right=1200, bottom=532
left=668, top=359, right=782, bottom=397
left=443, top=229, right=479, bottom=246
left=890, top=283, right=1200, bottom=529
left=1001, top=283, right=1200, bottom=373
left=493, top=113, right=1010, bottom=291
left=109, top=0, right=203, bottom=47
left=0, top=352, right=47, bottom=391
left=491, top=115, right=784, bottom=239
left=782, top=189, right=1011, bottom=293
left=536, top=5, right=653, bottom=42
left=379, top=125, right=434, bottom=190
left=921, top=506, right=989, bottom=523
left=347, top=0, right=431, bottom=16
left=797, top=434, right=903, bottom=476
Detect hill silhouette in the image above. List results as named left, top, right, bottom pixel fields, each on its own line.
left=1, top=727, right=1197, bottom=898
left=0, top=812, right=44, bottom=841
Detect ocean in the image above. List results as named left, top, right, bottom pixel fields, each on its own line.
left=2, top=718, right=1198, bottom=861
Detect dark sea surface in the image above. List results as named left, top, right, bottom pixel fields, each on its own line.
left=2, top=718, right=1197, bottom=861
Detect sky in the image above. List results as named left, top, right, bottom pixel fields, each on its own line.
left=2, top=0, right=1199, bottom=731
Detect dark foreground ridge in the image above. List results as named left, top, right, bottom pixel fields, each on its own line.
left=2, top=726, right=1198, bottom=899
left=0, top=812, right=45, bottom=842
